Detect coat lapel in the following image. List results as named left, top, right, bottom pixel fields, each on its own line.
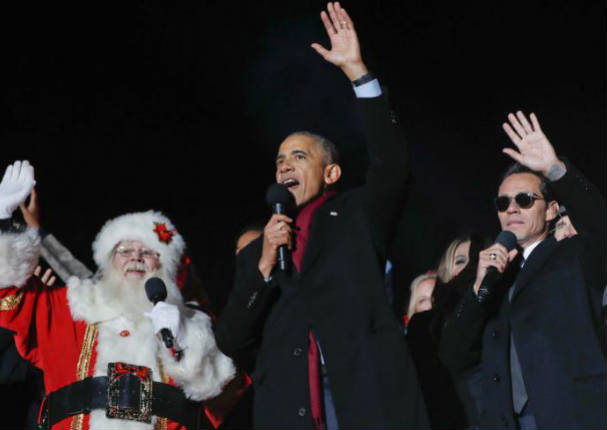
left=510, top=236, right=559, bottom=302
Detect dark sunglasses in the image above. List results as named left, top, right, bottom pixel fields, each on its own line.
left=494, top=192, right=545, bottom=212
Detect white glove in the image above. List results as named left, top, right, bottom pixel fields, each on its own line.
left=0, top=160, right=36, bottom=220
left=145, top=302, right=184, bottom=345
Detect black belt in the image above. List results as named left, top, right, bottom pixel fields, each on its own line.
left=42, top=375, right=202, bottom=429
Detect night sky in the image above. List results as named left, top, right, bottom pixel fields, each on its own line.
left=2, top=0, right=605, bottom=312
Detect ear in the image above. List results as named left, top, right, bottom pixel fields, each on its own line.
left=545, top=200, right=559, bottom=223
left=323, top=163, right=342, bottom=186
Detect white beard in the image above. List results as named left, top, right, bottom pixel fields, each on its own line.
left=98, top=267, right=159, bottom=320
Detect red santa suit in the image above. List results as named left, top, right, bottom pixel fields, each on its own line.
left=0, top=211, right=235, bottom=430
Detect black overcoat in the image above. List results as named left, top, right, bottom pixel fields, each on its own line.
left=439, top=161, right=607, bottom=429
left=216, top=94, right=428, bottom=429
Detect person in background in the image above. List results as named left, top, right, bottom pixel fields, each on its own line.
left=552, top=204, right=578, bottom=241
left=235, top=224, right=263, bottom=255
left=406, top=236, right=489, bottom=430
left=437, top=236, right=472, bottom=283
left=432, top=234, right=490, bottom=429
left=405, top=272, right=436, bottom=325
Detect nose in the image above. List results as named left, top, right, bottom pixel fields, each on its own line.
left=129, top=251, right=144, bottom=262
left=506, top=198, right=520, bottom=214
left=279, top=161, right=294, bottom=174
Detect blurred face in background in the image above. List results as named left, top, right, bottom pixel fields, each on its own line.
left=450, top=240, right=471, bottom=279
left=235, top=229, right=262, bottom=255
left=413, top=277, right=436, bottom=315
left=554, top=215, right=578, bottom=241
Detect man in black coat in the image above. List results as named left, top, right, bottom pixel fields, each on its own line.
left=439, top=111, right=606, bottom=429
left=215, top=2, right=427, bottom=429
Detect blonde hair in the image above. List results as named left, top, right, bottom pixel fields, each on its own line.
left=407, top=272, right=437, bottom=320
left=437, top=237, right=469, bottom=283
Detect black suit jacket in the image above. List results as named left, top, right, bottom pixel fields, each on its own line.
left=439, top=162, right=607, bottom=429
left=216, top=94, right=428, bottom=429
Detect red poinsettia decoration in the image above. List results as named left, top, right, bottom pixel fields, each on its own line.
left=153, top=222, right=176, bottom=244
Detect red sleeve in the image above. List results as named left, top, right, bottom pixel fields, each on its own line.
left=0, top=277, right=66, bottom=367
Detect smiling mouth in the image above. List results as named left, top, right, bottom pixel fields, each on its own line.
left=281, top=178, right=300, bottom=189
left=125, top=269, right=146, bottom=275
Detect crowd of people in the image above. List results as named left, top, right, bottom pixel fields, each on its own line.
left=0, top=2, right=605, bottom=430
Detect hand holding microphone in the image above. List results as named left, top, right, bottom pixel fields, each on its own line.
left=473, top=231, right=519, bottom=301
left=145, top=278, right=184, bottom=358
left=258, top=183, right=295, bottom=278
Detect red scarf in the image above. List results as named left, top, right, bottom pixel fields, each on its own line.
left=292, top=190, right=336, bottom=273
left=291, top=190, right=336, bottom=430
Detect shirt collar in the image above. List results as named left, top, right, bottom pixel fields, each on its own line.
left=522, top=238, right=544, bottom=262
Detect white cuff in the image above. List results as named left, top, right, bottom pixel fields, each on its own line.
left=353, top=78, right=382, bottom=98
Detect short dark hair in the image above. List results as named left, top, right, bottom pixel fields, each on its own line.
left=500, top=163, right=554, bottom=202
left=286, top=131, right=340, bottom=165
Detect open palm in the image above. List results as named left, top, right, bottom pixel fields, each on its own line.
left=502, top=111, right=559, bottom=175
left=311, top=2, right=365, bottom=79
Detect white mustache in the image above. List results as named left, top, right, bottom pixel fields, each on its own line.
left=124, top=262, right=147, bottom=272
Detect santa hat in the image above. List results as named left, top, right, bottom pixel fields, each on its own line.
left=92, top=210, right=186, bottom=281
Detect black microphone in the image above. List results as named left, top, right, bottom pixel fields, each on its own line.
left=265, top=183, right=295, bottom=271
left=144, top=277, right=175, bottom=349
left=477, top=231, right=518, bottom=303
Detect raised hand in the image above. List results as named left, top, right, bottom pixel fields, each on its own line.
left=502, top=111, right=565, bottom=178
left=311, top=2, right=368, bottom=81
left=19, top=187, right=40, bottom=229
left=0, top=160, right=36, bottom=220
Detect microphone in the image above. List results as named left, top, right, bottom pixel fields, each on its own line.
left=144, top=277, right=175, bottom=349
left=477, top=231, right=518, bottom=303
left=265, top=183, right=295, bottom=272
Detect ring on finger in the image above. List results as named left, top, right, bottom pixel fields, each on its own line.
left=489, top=253, right=497, bottom=261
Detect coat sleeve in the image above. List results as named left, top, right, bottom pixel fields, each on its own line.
left=214, top=241, right=278, bottom=371
left=357, top=94, right=410, bottom=261
left=438, top=288, right=489, bottom=373
left=549, top=159, right=607, bottom=289
left=0, top=226, right=40, bottom=287
left=40, top=232, right=93, bottom=282
left=550, top=159, right=606, bottom=240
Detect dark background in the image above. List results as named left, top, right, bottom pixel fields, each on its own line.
left=2, top=0, right=605, bottom=315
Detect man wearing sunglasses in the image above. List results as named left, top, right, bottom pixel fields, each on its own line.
left=440, top=111, right=606, bottom=429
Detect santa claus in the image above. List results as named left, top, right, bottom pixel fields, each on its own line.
left=0, top=160, right=235, bottom=429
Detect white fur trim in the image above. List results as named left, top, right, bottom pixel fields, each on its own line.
left=0, top=227, right=40, bottom=288
left=66, top=277, right=121, bottom=323
left=89, top=315, right=163, bottom=430
left=159, top=309, right=236, bottom=401
left=92, top=211, right=185, bottom=281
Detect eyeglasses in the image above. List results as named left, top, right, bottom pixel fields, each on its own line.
left=494, top=192, right=544, bottom=212
left=114, top=247, right=160, bottom=259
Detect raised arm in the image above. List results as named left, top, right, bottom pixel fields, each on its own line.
left=19, top=187, right=93, bottom=281
left=502, top=111, right=606, bottom=238
left=313, top=2, right=409, bottom=259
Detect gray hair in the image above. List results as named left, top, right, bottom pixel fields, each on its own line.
left=286, top=131, right=340, bottom=165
